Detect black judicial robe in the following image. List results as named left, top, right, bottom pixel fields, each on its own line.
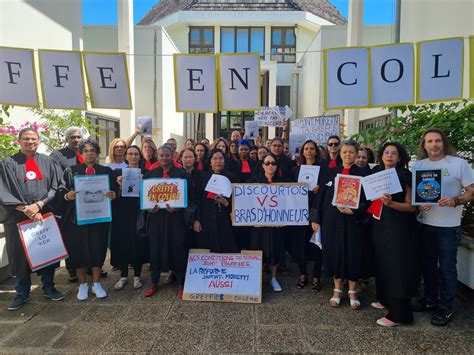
left=312, top=165, right=369, bottom=281
left=50, top=147, right=82, bottom=171
left=253, top=154, right=295, bottom=180
left=185, top=167, right=204, bottom=249
left=196, top=170, right=238, bottom=253
left=247, top=174, right=287, bottom=265
left=110, top=167, right=149, bottom=268
left=144, top=166, right=193, bottom=274
left=235, top=159, right=257, bottom=182
left=0, top=152, right=62, bottom=278
left=371, top=167, right=418, bottom=301
left=59, top=164, right=118, bottom=269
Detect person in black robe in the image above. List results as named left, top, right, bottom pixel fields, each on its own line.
left=319, top=135, right=342, bottom=185
left=142, top=145, right=194, bottom=299
left=60, top=140, right=118, bottom=301
left=290, top=140, right=323, bottom=291
left=370, top=142, right=418, bottom=327
left=193, top=143, right=208, bottom=172
left=111, top=145, right=148, bottom=291
left=312, top=140, right=369, bottom=310
left=247, top=153, right=287, bottom=292
left=211, top=138, right=238, bottom=174
left=195, top=148, right=238, bottom=253
left=0, top=128, right=64, bottom=310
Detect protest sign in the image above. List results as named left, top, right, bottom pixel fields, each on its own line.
left=138, top=116, right=152, bottom=136
left=361, top=168, right=402, bottom=201
left=244, top=120, right=259, bottom=139
left=412, top=169, right=442, bottom=205
left=254, top=106, right=293, bottom=127
left=182, top=249, right=262, bottom=304
left=74, top=174, right=112, bottom=225
left=17, top=212, right=68, bottom=272
left=290, top=115, right=340, bottom=155
left=232, top=183, right=309, bottom=226
left=298, top=165, right=321, bottom=190
left=332, top=174, right=362, bottom=209
left=205, top=174, right=233, bottom=198
left=140, top=178, right=188, bottom=210
left=121, top=168, right=141, bottom=197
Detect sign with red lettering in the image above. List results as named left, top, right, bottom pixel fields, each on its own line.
left=140, top=178, right=188, bottom=210
left=182, top=249, right=262, bottom=304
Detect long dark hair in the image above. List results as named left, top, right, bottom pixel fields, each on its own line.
left=125, top=145, right=144, bottom=166
left=418, top=128, right=456, bottom=159
left=377, top=142, right=410, bottom=169
left=299, top=139, right=322, bottom=165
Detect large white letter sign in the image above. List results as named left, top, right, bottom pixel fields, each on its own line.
left=217, top=53, right=260, bottom=111
left=416, top=37, right=463, bottom=103
left=174, top=54, right=217, bottom=113
left=324, top=47, right=369, bottom=110
left=370, top=43, right=414, bottom=107
left=38, top=49, right=86, bottom=110
left=82, top=52, right=132, bottom=109
left=0, top=47, right=39, bottom=107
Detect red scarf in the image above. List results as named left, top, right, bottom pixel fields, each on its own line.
left=163, top=171, right=169, bottom=178
left=76, top=151, right=84, bottom=164
left=329, top=159, right=337, bottom=168
left=241, top=160, right=251, bottom=173
left=24, top=157, right=43, bottom=181
left=207, top=192, right=217, bottom=199
left=342, top=168, right=350, bottom=174
left=86, top=166, right=95, bottom=175
left=368, top=199, right=383, bottom=220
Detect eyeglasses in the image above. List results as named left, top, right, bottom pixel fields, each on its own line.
left=327, top=143, right=339, bottom=147
left=263, top=161, right=277, bottom=166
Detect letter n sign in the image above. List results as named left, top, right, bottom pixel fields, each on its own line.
left=324, top=47, right=369, bottom=110
left=174, top=54, right=217, bottom=112
left=82, top=52, right=132, bottom=109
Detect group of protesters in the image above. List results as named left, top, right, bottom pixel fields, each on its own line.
left=0, top=124, right=472, bottom=329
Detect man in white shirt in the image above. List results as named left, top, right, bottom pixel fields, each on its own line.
left=412, top=128, right=473, bottom=326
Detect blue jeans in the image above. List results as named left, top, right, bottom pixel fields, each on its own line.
left=15, top=266, right=56, bottom=297
left=420, top=224, right=460, bottom=310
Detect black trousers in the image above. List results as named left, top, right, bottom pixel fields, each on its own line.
left=298, top=245, right=323, bottom=278
left=385, top=297, right=414, bottom=324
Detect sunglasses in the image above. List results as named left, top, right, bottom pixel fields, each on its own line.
left=327, top=143, right=339, bottom=147
left=263, top=161, right=277, bottom=166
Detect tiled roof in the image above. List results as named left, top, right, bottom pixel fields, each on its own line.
left=138, top=0, right=347, bottom=25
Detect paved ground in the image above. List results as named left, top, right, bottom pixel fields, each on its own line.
left=0, top=258, right=472, bottom=354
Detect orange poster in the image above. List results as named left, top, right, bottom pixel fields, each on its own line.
left=332, top=174, right=362, bottom=209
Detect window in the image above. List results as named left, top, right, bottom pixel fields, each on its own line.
left=86, top=112, right=120, bottom=164
left=220, top=27, right=265, bottom=59
left=271, top=27, right=296, bottom=63
left=275, top=86, right=291, bottom=136
left=359, top=115, right=389, bottom=131
left=215, top=111, right=256, bottom=139
left=189, top=27, right=214, bottom=54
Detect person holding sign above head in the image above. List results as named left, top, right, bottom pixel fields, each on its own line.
left=195, top=148, right=238, bottom=253
left=111, top=145, right=148, bottom=291
left=412, top=129, right=473, bottom=326
left=312, top=140, right=369, bottom=310
left=59, top=140, right=118, bottom=301
left=0, top=128, right=64, bottom=311
left=370, top=143, right=418, bottom=327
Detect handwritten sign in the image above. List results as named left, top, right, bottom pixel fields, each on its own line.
left=332, top=174, right=362, bottom=209
left=412, top=169, right=442, bottom=205
left=232, top=183, right=309, bottom=226
left=290, top=115, right=340, bottom=155
left=362, top=168, right=402, bottom=201
left=254, top=106, right=293, bottom=127
left=17, top=213, right=68, bottom=272
left=140, top=178, right=188, bottom=210
left=182, top=249, right=262, bottom=304
left=74, top=174, right=112, bottom=225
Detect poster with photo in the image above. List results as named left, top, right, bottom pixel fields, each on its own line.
left=332, top=174, right=362, bottom=209
left=412, top=169, right=442, bottom=205
left=74, top=174, right=112, bottom=225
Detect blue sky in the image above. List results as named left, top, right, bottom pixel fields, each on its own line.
left=82, top=0, right=396, bottom=25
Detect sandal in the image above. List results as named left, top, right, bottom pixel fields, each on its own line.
left=330, top=288, right=343, bottom=308
left=376, top=317, right=400, bottom=327
left=311, top=278, right=322, bottom=292
left=133, top=277, right=143, bottom=289
left=371, top=301, right=386, bottom=310
left=348, top=290, right=361, bottom=310
left=295, top=275, right=308, bottom=289
left=114, top=277, right=128, bottom=290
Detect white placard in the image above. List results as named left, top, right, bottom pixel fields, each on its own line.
left=255, top=106, right=293, bottom=127
left=183, top=250, right=262, bottom=304
left=205, top=174, right=233, bottom=198
left=174, top=54, right=217, bottom=112
left=38, top=49, right=86, bottom=109
left=17, top=213, right=68, bottom=272
left=244, top=120, right=259, bottom=139
left=361, top=168, right=403, bottom=201
left=138, top=116, right=152, bottom=136
left=140, top=178, right=188, bottom=210
left=417, top=38, right=464, bottom=103
left=370, top=43, right=414, bottom=107
left=0, top=47, right=38, bottom=107
left=122, top=168, right=141, bottom=197
left=232, top=183, right=309, bottom=226
left=74, top=174, right=112, bottom=225
left=325, top=47, right=369, bottom=109
left=83, top=52, right=132, bottom=109
left=298, top=165, right=321, bottom=190
left=218, top=53, right=260, bottom=111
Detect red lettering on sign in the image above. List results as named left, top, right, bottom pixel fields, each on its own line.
left=256, top=195, right=268, bottom=207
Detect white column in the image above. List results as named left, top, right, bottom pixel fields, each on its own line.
left=344, top=0, right=364, bottom=136
left=118, top=0, right=136, bottom=139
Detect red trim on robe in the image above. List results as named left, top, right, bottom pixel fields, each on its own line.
left=24, top=157, right=43, bottom=181
left=241, top=160, right=251, bottom=173
left=76, top=151, right=84, bottom=164
left=368, top=199, right=383, bottom=220
left=86, top=166, right=96, bottom=175
left=329, top=159, right=337, bottom=168
left=197, top=162, right=203, bottom=171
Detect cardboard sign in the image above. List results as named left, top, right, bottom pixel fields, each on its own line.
left=182, top=249, right=262, bottom=304
left=232, top=183, right=309, bottom=226
left=140, top=178, right=188, bottom=210
left=254, top=106, right=293, bottom=127
left=290, top=115, right=340, bottom=155
left=74, top=174, right=112, bottom=225
left=244, top=120, right=259, bottom=139
left=17, top=213, right=68, bottom=272
left=361, top=168, right=403, bottom=201
left=332, top=174, right=362, bottom=209
left=412, top=169, right=442, bottom=205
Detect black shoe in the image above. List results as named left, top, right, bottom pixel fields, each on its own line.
left=7, top=294, right=30, bottom=311
left=43, top=287, right=65, bottom=301
left=68, top=269, right=78, bottom=283
left=431, top=308, right=453, bottom=326
left=412, top=298, right=438, bottom=312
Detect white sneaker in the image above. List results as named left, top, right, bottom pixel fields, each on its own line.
left=77, top=283, right=89, bottom=301
left=92, top=282, right=107, bottom=299
left=270, top=277, right=282, bottom=292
